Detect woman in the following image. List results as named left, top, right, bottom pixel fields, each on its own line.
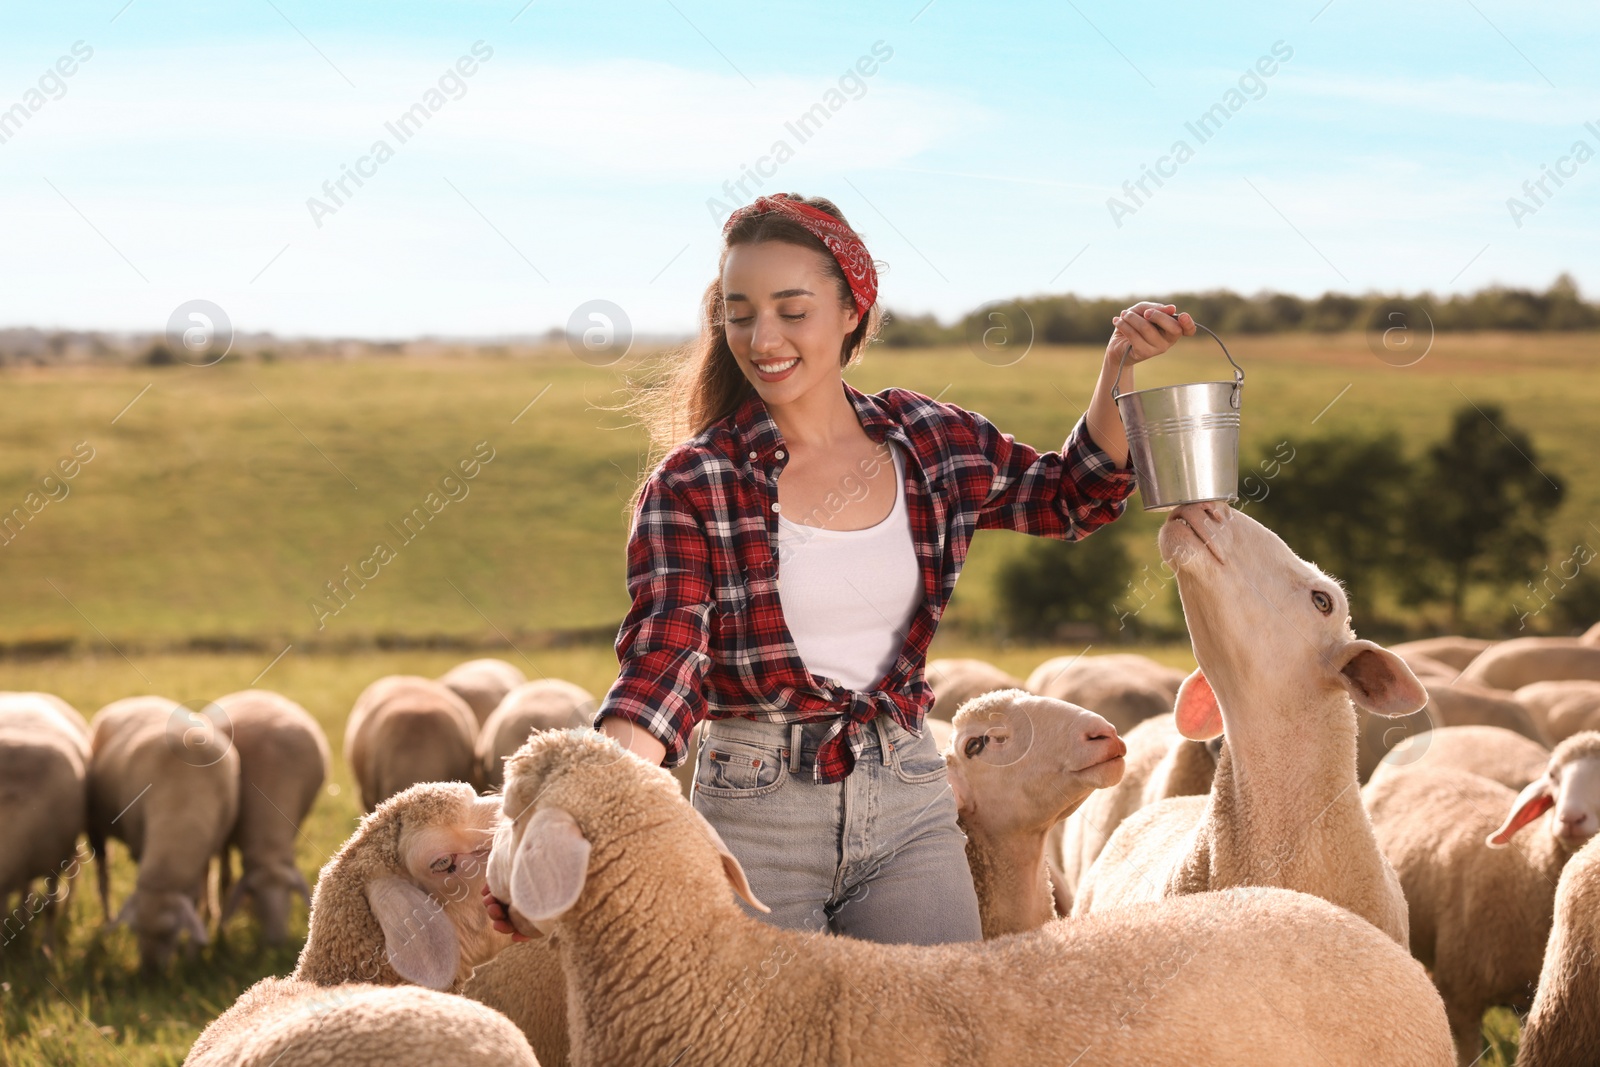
left=493, top=192, right=1192, bottom=945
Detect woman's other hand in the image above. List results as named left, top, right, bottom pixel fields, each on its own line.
left=482, top=883, right=531, bottom=942
left=1107, top=302, right=1195, bottom=365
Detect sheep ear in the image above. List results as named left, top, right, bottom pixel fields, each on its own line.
left=689, top=806, right=770, bottom=913
left=509, top=807, right=591, bottom=925
left=1486, top=778, right=1555, bottom=848
left=1337, top=641, right=1428, bottom=718
left=178, top=894, right=210, bottom=946
left=1174, top=669, right=1223, bottom=741
left=366, top=876, right=460, bottom=989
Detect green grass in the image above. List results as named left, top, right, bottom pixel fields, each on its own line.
left=4, top=331, right=1588, bottom=1064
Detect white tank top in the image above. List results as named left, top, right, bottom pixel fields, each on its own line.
left=774, top=443, right=923, bottom=691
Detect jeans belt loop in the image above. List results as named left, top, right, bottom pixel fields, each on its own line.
left=873, top=710, right=893, bottom=766
left=787, top=722, right=803, bottom=774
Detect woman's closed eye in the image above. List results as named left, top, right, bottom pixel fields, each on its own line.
left=727, top=312, right=807, bottom=325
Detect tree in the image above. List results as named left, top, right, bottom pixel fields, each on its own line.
left=993, top=525, right=1135, bottom=641
left=1400, top=403, right=1565, bottom=629
left=1246, top=431, right=1413, bottom=625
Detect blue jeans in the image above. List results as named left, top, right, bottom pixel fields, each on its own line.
left=690, top=711, right=983, bottom=945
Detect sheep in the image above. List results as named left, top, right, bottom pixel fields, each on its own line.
left=1516, top=679, right=1600, bottom=745
left=1072, top=502, right=1424, bottom=947
left=1583, top=620, right=1600, bottom=646
left=485, top=727, right=1454, bottom=1067
left=925, top=658, right=1027, bottom=722
left=345, top=676, right=479, bottom=812
left=1515, top=835, right=1600, bottom=1066
left=294, top=780, right=511, bottom=991
left=1363, top=732, right=1600, bottom=1063
left=1367, top=725, right=1550, bottom=792
left=183, top=975, right=539, bottom=1066
left=1025, top=652, right=1186, bottom=736
left=0, top=693, right=91, bottom=950
left=438, top=657, right=528, bottom=728
left=1459, top=637, right=1600, bottom=691
left=1392, top=652, right=1464, bottom=682
left=209, top=688, right=330, bottom=946
left=87, top=695, right=239, bottom=969
left=460, top=938, right=570, bottom=1067
left=942, top=689, right=1126, bottom=937
left=477, top=679, right=596, bottom=790
left=1052, top=713, right=1220, bottom=912
left=1389, top=637, right=1497, bottom=672
left=1357, top=682, right=1548, bottom=782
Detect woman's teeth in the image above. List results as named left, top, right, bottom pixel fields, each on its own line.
left=756, top=358, right=797, bottom=373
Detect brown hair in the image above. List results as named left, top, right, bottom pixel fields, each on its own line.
left=612, top=194, right=883, bottom=515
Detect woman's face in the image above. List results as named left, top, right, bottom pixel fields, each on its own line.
left=721, top=240, right=861, bottom=407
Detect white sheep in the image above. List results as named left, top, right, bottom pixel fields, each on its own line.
left=460, top=938, right=569, bottom=1067
left=1052, top=713, right=1220, bottom=911
left=1367, top=725, right=1549, bottom=792
left=925, top=658, right=1026, bottom=722
left=1514, top=834, right=1600, bottom=1065
left=345, top=676, right=480, bottom=812
left=477, top=679, right=596, bottom=790
left=1072, top=502, right=1425, bottom=947
left=1389, top=637, right=1497, bottom=672
left=1025, top=652, right=1186, bottom=736
left=942, top=689, right=1126, bottom=937
left=183, top=975, right=539, bottom=1066
left=0, top=692, right=91, bottom=949
left=1357, top=681, right=1545, bottom=782
left=1459, top=637, right=1600, bottom=691
left=294, top=780, right=511, bottom=991
left=1516, top=679, right=1600, bottom=745
left=87, top=695, right=239, bottom=969
left=1583, top=621, right=1600, bottom=646
left=1362, top=733, right=1600, bottom=1064
left=210, top=688, right=330, bottom=946
left=438, top=657, right=528, bottom=728
left=485, top=728, right=1454, bottom=1067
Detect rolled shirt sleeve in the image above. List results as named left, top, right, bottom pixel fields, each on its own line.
left=592, top=474, right=713, bottom=768
left=957, top=406, right=1138, bottom=540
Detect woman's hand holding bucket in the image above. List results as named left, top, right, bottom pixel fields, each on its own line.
left=1107, top=302, right=1196, bottom=364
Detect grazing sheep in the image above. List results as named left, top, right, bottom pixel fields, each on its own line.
left=1367, top=725, right=1550, bottom=792
left=486, top=728, right=1454, bottom=1067
left=1459, top=637, right=1600, bottom=692
left=925, top=658, right=1027, bottom=722
left=1025, top=652, right=1186, bottom=736
left=1392, top=653, right=1463, bottom=682
left=460, top=938, right=569, bottom=1067
left=1073, top=503, right=1424, bottom=947
left=942, top=690, right=1125, bottom=937
left=87, top=696, right=240, bottom=970
left=1052, top=714, right=1220, bottom=911
left=1356, top=681, right=1545, bottom=782
left=1389, top=637, right=1497, bottom=672
left=438, top=658, right=528, bottom=728
left=345, top=676, right=479, bottom=813
left=1515, top=835, right=1600, bottom=1066
left=1516, top=680, right=1600, bottom=745
left=211, top=689, right=329, bottom=946
left=0, top=693, right=91, bottom=949
left=294, top=781, right=511, bottom=991
left=183, top=975, right=539, bottom=1066
left=477, top=679, right=596, bottom=790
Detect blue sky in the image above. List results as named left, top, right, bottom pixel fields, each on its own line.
left=1, top=0, right=1596, bottom=336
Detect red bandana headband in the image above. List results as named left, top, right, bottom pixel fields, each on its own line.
left=722, top=193, right=878, bottom=316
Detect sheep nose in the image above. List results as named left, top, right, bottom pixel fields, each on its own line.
left=1079, top=714, right=1127, bottom=761
left=1558, top=812, right=1592, bottom=835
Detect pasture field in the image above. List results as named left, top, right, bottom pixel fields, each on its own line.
left=3, top=331, right=1594, bottom=1064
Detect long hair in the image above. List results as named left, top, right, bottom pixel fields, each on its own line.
left=612, top=194, right=884, bottom=516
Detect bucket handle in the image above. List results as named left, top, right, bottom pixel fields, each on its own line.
left=1111, top=321, right=1245, bottom=408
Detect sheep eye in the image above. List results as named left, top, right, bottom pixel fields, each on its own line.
left=963, top=735, right=988, bottom=759
left=1311, top=590, right=1333, bottom=615
left=430, top=856, right=454, bottom=875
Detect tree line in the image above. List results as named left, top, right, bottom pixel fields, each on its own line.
left=882, top=274, right=1599, bottom=347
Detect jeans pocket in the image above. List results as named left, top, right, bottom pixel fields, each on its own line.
left=890, top=727, right=949, bottom=785
left=694, top=736, right=788, bottom=798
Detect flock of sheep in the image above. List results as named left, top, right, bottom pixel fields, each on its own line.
left=4, top=504, right=1600, bottom=1065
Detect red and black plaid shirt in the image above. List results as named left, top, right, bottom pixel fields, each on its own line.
left=594, top=378, right=1138, bottom=783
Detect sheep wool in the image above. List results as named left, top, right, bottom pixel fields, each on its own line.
left=1516, top=835, right=1600, bottom=1066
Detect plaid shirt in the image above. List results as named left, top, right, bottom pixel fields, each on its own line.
left=594, top=378, right=1138, bottom=783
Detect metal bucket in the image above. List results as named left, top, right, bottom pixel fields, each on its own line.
left=1111, top=323, right=1244, bottom=512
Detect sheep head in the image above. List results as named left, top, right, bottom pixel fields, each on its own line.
left=295, top=781, right=507, bottom=991
left=113, top=888, right=208, bottom=971
left=492, top=729, right=766, bottom=938
left=1158, top=501, right=1426, bottom=729
left=1488, top=730, right=1600, bottom=852
left=945, top=690, right=1126, bottom=836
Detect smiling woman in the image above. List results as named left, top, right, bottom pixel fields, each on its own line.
left=494, top=191, right=1199, bottom=948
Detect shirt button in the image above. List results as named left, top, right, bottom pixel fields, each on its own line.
left=748, top=450, right=757, bottom=460
left=775, top=449, right=786, bottom=460
left=771, top=502, right=781, bottom=512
